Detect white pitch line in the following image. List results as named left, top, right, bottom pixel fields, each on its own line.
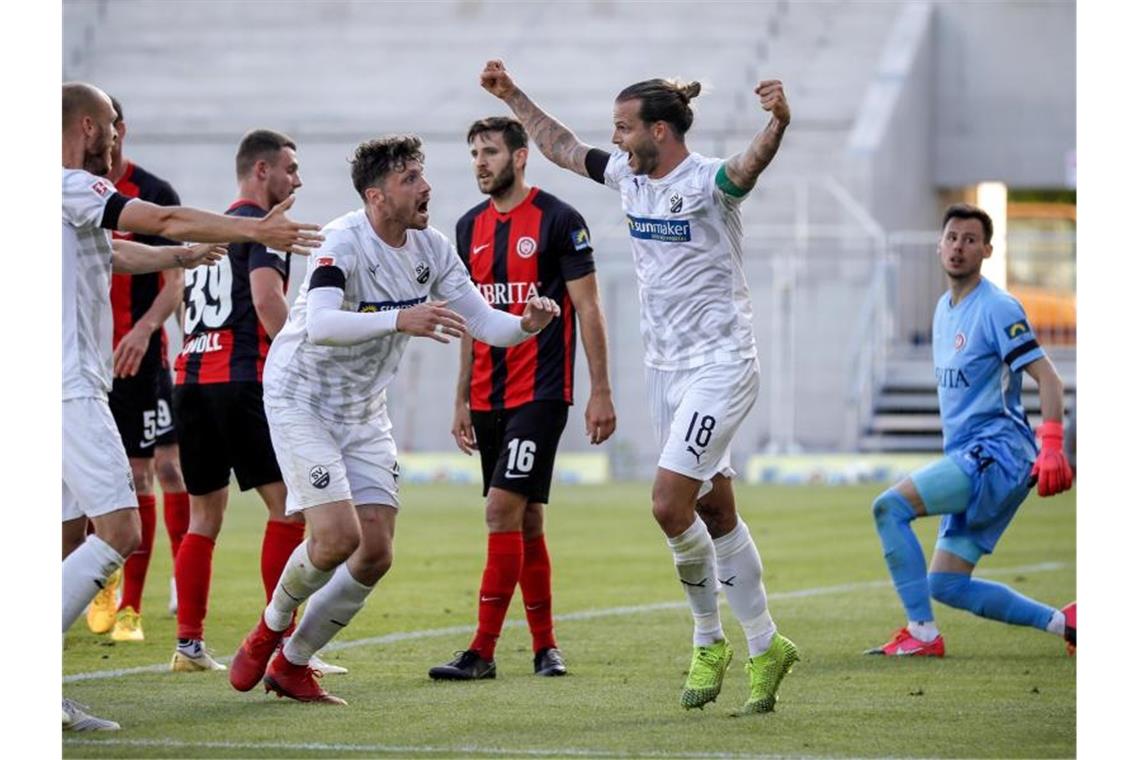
left=63, top=561, right=1066, bottom=683
left=61, top=736, right=809, bottom=759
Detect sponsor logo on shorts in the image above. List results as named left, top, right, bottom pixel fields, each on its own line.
left=415, top=262, right=431, bottom=284
left=126, top=471, right=136, bottom=493
left=309, top=465, right=331, bottom=489
left=627, top=215, right=691, bottom=243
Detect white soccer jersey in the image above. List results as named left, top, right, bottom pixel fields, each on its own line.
left=602, top=152, right=757, bottom=370
left=263, top=209, right=476, bottom=423
left=62, top=168, right=125, bottom=400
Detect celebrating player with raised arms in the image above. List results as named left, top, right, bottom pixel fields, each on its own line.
left=228, top=135, right=561, bottom=705
left=480, top=60, right=798, bottom=714
left=865, top=204, right=1075, bottom=658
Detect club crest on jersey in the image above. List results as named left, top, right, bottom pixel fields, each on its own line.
left=1005, top=320, right=1030, bottom=339
left=954, top=332, right=967, bottom=352
left=415, top=262, right=430, bottom=284
left=571, top=228, right=591, bottom=252
left=669, top=192, right=684, bottom=213
left=309, top=465, right=331, bottom=489
left=516, top=236, right=537, bottom=258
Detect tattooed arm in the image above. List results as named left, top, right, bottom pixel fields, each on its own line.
left=480, top=59, right=596, bottom=178
left=723, top=79, right=791, bottom=194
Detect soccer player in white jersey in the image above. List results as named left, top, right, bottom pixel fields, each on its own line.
left=61, top=82, right=321, bottom=731
left=481, top=60, right=798, bottom=714
left=228, top=135, right=560, bottom=705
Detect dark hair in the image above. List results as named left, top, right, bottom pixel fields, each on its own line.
left=466, top=116, right=528, bottom=152
left=110, top=95, right=124, bottom=125
left=942, top=203, right=994, bottom=244
left=350, top=135, right=425, bottom=198
left=615, top=78, right=701, bottom=137
left=235, top=129, right=297, bottom=179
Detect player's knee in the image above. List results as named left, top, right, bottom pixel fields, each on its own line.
left=154, top=458, right=184, bottom=491
left=311, top=528, right=360, bottom=567
left=100, top=512, right=142, bottom=558
left=929, top=571, right=971, bottom=609
left=872, top=490, right=911, bottom=528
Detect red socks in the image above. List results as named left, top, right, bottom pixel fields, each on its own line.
left=163, top=491, right=190, bottom=559
left=174, top=533, right=215, bottom=640
left=520, top=534, right=557, bottom=653
left=261, top=520, right=306, bottom=603
left=469, top=531, right=524, bottom=661
left=118, top=494, right=156, bottom=612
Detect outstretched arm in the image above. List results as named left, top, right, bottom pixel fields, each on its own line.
left=111, top=239, right=226, bottom=274
left=722, top=80, right=791, bottom=194
left=481, top=59, right=596, bottom=178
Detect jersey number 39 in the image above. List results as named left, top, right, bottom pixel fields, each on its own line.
left=183, top=259, right=234, bottom=333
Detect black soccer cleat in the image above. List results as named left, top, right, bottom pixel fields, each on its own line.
left=429, top=649, right=496, bottom=680
left=534, top=647, right=567, bottom=676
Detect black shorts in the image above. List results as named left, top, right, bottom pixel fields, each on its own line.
left=471, top=400, right=569, bottom=504
left=109, top=364, right=178, bottom=458
left=173, top=381, right=282, bottom=496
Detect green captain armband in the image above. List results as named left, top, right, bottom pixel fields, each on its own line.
left=715, top=164, right=748, bottom=198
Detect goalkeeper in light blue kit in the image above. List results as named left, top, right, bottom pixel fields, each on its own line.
left=867, top=203, right=1075, bottom=657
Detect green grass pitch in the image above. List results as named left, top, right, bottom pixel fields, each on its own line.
left=63, top=482, right=1075, bottom=758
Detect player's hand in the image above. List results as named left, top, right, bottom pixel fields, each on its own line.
left=520, top=296, right=560, bottom=334
left=584, top=388, right=616, bottom=445
left=112, top=323, right=151, bottom=378
left=755, top=80, right=790, bottom=126
left=1029, top=420, right=1073, bottom=497
left=256, top=195, right=324, bottom=255
left=451, top=402, right=477, bottom=455
left=481, top=59, right=518, bottom=100
left=178, top=243, right=227, bottom=268
left=396, top=302, right=467, bottom=343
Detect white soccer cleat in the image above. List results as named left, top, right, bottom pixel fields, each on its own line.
left=309, top=651, right=348, bottom=676
left=171, top=640, right=227, bottom=672
left=62, top=698, right=120, bottom=731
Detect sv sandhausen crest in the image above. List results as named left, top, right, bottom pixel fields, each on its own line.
left=309, top=465, right=331, bottom=489
left=669, top=192, right=683, bottom=213
left=414, top=262, right=430, bottom=284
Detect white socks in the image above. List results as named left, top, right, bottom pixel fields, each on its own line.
left=712, top=519, right=776, bottom=656
left=62, top=535, right=124, bottom=632
left=283, top=563, right=374, bottom=665
left=667, top=518, right=724, bottom=646
left=1046, top=610, right=1066, bottom=636
left=264, top=541, right=335, bottom=632
left=907, top=620, right=940, bottom=642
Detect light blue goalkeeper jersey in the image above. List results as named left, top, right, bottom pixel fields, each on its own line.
left=932, top=277, right=1043, bottom=463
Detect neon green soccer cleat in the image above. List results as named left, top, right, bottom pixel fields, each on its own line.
left=680, top=639, right=733, bottom=709
left=736, top=633, right=800, bottom=715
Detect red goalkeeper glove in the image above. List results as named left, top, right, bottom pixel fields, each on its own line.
left=1030, top=420, right=1073, bottom=497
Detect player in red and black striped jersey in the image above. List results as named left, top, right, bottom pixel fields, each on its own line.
left=169, top=129, right=309, bottom=672
left=86, top=95, right=192, bottom=644
left=429, top=117, right=616, bottom=681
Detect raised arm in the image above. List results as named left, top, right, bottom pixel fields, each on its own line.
left=722, top=80, right=791, bottom=195
left=111, top=239, right=226, bottom=275
left=481, top=59, right=597, bottom=178
left=116, top=194, right=323, bottom=254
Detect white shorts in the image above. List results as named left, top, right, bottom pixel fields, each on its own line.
left=62, top=397, right=138, bottom=521
left=645, top=358, right=760, bottom=485
left=266, top=402, right=400, bottom=514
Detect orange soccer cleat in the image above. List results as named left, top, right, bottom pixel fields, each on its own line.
left=263, top=651, right=346, bottom=705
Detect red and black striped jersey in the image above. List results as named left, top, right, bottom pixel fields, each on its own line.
left=455, top=187, right=596, bottom=411
left=110, top=161, right=180, bottom=371
left=174, top=200, right=290, bottom=385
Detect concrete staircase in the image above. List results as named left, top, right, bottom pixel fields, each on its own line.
left=860, top=346, right=1076, bottom=452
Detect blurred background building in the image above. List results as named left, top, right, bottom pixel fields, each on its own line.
left=63, top=0, right=1076, bottom=477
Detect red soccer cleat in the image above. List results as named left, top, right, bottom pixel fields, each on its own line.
left=263, top=651, right=346, bottom=705
left=865, top=627, right=946, bottom=657
left=229, top=617, right=286, bottom=692
left=1061, top=601, right=1076, bottom=656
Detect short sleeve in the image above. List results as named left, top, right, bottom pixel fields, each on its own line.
left=306, top=230, right=357, bottom=291
left=553, top=206, right=596, bottom=282
left=62, top=169, right=116, bottom=229
left=989, top=294, right=1045, bottom=372
left=250, top=243, right=289, bottom=279
left=602, top=151, right=631, bottom=191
